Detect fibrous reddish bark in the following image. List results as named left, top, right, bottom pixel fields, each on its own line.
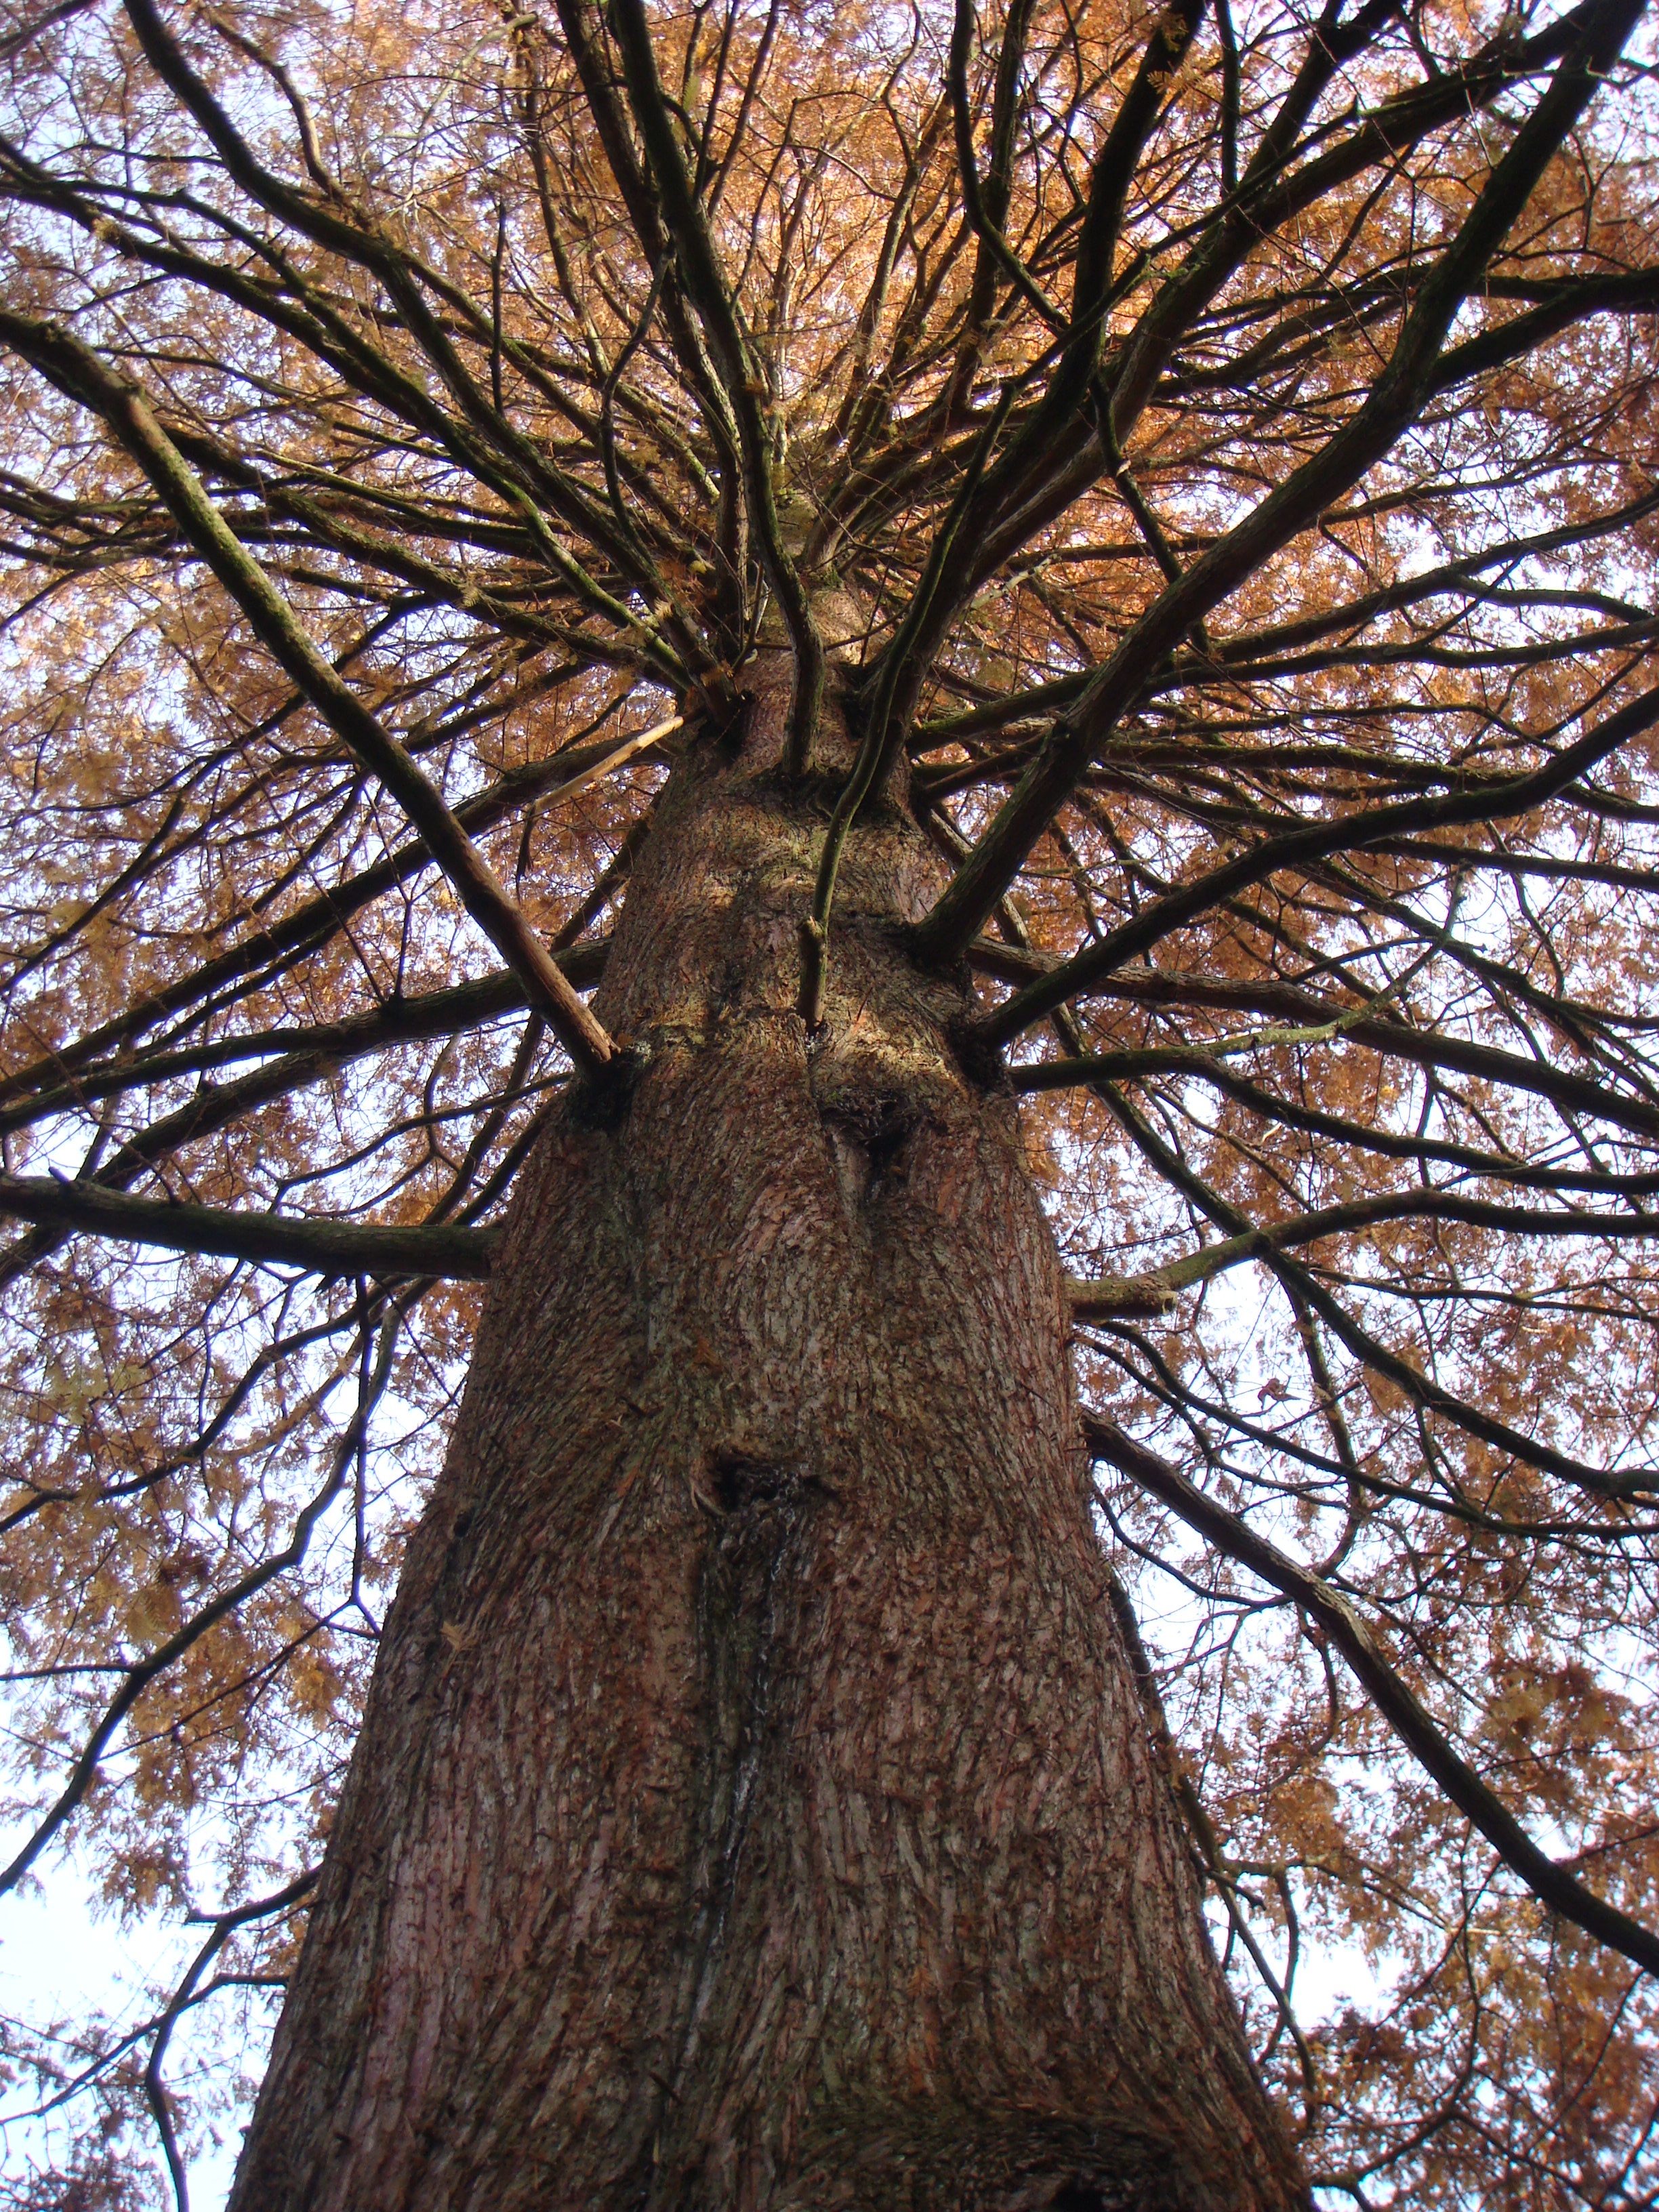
left=231, top=657, right=1305, bottom=2211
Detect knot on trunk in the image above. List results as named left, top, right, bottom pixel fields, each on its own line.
left=818, top=1091, right=918, bottom=1212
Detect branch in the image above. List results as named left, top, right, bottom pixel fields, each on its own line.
left=947, top=0, right=1064, bottom=334
left=914, top=0, right=1645, bottom=958
left=1094, top=1080, right=1659, bottom=1502
left=976, top=674, right=1659, bottom=1043
left=1012, top=1004, right=1659, bottom=1149
left=1065, top=1191, right=1659, bottom=1316
left=0, top=729, right=633, bottom=1110
left=0, top=950, right=610, bottom=1132
left=800, top=388, right=1017, bottom=1025
left=605, top=0, right=825, bottom=771
left=0, top=308, right=619, bottom=1078
left=1083, top=1410, right=1659, bottom=1982
left=119, top=0, right=715, bottom=681
left=0, top=1292, right=410, bottom=1900
left=0, top=1175, right=501, bottom=1278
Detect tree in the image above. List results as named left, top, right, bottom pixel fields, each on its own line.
left=0, top=0, right=1656, bottom=2200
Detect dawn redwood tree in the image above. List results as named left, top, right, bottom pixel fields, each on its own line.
left=1, top=0, right=1658, bottom=2203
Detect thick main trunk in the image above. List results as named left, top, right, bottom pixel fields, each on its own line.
left=230, top=661, right=1305, bottom=2211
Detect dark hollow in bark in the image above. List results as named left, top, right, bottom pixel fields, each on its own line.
left=230, top=655, right=1307, bottom=2211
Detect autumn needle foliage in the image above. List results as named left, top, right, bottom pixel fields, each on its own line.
left=0, top=0, right=1656, bottom=2203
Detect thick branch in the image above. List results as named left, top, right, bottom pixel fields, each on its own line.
left=0, top=1174, right=501, bottom=1278
left=0, top=948, right=608, bottom=1133
left=1097, top=1080, right=1658, bottom=1502
left=976, top=675, right=1659, bottom=1042
left=605, top=0, right=825, bottom=771
left=0, top=736, right=634, bottom=1111
left=1065, top=1191, right=1659, bottom=1316
left=0, top=310, right=620, bottom=1075
left=914, top=0, right=1645, bottom=958
left=1084, top=1410, right=1659, bottom=1982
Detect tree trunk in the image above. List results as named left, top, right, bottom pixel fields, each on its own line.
left=230, top=651, right=1307, bottom=2212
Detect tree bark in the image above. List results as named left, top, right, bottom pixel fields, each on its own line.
left=229, top=652, right=1307, bottom=2212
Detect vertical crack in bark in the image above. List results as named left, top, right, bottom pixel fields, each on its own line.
left=644, top=1457, right=819, bottom=2194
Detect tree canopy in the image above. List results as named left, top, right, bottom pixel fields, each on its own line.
left=0, top=0, right=1656, bottom=2200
